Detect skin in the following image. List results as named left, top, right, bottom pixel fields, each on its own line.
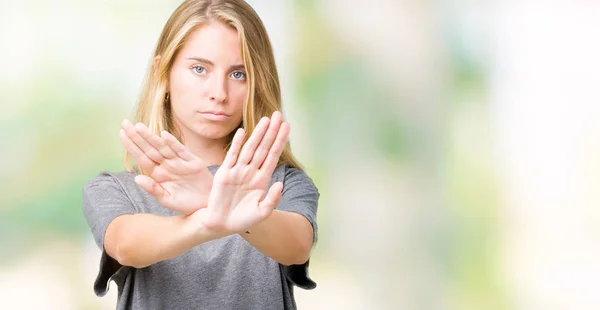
left=167, top=20, right=248, bottom=165
left=107, top=20, right=313, bottom=268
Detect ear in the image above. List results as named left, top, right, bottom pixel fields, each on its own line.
left=153, top=55, right=161, bottom=71
left=153, top=55, right=169, bottom=91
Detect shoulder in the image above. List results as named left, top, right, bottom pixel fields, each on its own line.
left=282, top=166, right=314, bottom=182
left=83, top=170, right=138, bottom=196
left=279, top=165, right=319, bottom=196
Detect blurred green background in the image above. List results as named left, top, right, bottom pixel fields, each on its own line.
left=2, top=0, right=600, bottom=309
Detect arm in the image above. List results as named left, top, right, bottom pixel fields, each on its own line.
left=240, top=210, right=313, bottom=266
left=104, top=115, right=292, bottom=269
left=240, top=166, right=319, bottom=266
left=114, top=112, right=316, bottom=267
left=104, top=210, right=227, bottom=268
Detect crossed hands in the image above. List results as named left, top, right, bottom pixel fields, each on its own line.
left=119, top=111, right=290, bottom=235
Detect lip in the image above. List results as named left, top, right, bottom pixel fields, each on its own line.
left=199, top=111, right=231, bottom=121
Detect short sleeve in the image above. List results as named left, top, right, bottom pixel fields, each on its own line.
left=277, top=166, right=320, bottom=290
left=82, top=172, right=138, bottom=297
left=277, top=166, right=319, bottom=244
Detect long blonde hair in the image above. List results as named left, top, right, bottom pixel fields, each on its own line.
left=125, top=0, right=303, bottom=172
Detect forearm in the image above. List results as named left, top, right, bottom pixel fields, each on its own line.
left=241, top=210, right=313, bottom=266
left=105, top=212, right=226, bottom=268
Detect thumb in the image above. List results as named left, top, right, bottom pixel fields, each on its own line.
left=135, top=174, right=167, bottom=202
left=258, top=182, right=283, bottom=212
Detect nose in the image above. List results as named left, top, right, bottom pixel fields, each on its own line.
left=207, top=73, right=227, bottom=103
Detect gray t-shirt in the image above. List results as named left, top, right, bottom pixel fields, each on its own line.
left=82, top=164, right=319, bottom=310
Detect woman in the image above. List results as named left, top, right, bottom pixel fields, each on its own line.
left=82, top=0, right=319, bottom=309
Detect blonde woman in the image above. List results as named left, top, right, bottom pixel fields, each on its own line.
left=82, top=0, right=319, bottom=309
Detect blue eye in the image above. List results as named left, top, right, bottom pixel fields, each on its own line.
left=231, top=71, right=246, bottom=80
left=192, top=65, right=206, bottom=75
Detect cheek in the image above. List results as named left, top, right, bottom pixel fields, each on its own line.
left=229, top=83, right=248, bottom=112
left=171, top=69, right=198, bottom=94
left=170, top=70, right=203, bottom=111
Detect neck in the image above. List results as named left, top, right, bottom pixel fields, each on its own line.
left=181, top=132, right=230, bottom=167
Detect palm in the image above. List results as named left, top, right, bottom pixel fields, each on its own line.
left=144, top=156, right=213, bottom=215
left=119, top=120, right=213, bottom=215
left=201, top=112, right=290, bottom=234
left=209, top=166, right=272, bottom=231
left=119, top=111, right=290, bottom=234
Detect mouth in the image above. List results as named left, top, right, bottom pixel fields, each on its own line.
left=199, top=110, right=231, bottom=121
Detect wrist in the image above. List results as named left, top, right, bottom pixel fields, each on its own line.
left=186, top=209, right=232, bottom=244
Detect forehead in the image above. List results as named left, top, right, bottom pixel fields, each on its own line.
left=179, top=20, right=242, bottom=63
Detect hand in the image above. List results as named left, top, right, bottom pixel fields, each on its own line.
left=119, top=120, right=213, bottom=215
left=199, top=111, right=289, bottom=234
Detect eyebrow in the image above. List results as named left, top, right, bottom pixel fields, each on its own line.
left=186, top=57, right=245, bottom=71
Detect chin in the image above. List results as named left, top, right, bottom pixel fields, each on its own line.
left=193, top=124, right=235, bottom=141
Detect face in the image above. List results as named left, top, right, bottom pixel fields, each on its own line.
left=167, top=20, right=247, bottom=143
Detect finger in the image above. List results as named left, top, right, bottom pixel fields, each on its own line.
left=134, top=124, right=177, bottom=160
left=258, top=182, right=283, bottom=215
left=161, top=131, right=198, bottom=162
left=222, top=128, right=245, bottom=168
left=250, top=111, right=282, bottom=168
left=134, top=174, right=167, bottom=202
left=260, top=122, right=290, bottom=175
left=237, top=117, right=270, bottom=165
left=119, top=129, right=157, bottom=173
left=122, top=120, right=163, bottom=164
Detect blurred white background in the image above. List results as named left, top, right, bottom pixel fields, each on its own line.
left=1, top=0, right=599, bottom=309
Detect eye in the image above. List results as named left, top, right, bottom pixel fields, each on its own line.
left=230, top=71, right=246, bottom=80
left=192, top=65, right=206, bottom=75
